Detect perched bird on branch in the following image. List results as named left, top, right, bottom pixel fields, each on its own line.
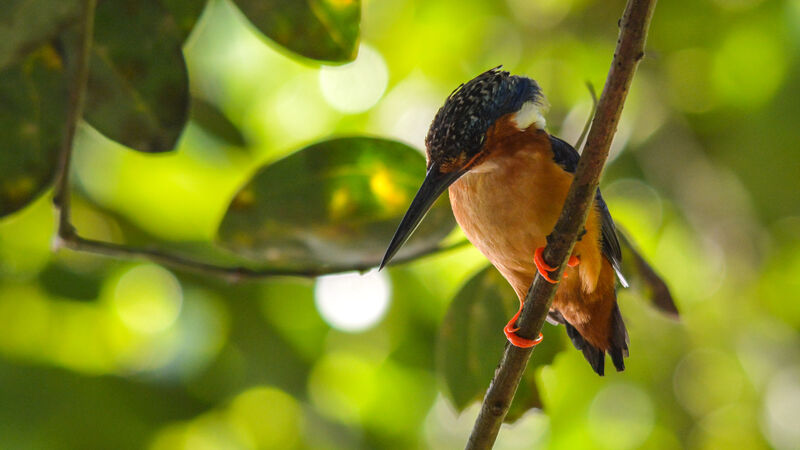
left=381, top=67, right=631, bottom=376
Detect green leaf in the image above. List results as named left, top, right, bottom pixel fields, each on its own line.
left=217, top=137, right=455, bottom=271
left=0, top=0, right=82, bottom=69
left=233, top=0, right=361, bottom=63
left=75, top=0, right=192, bottom=152
left=0, top=43, right=69, bottom=217
left=190, top=96, right=247, bottom=147
left=436, top=266, right=565, bottom=420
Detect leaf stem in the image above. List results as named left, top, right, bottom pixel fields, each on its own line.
left=465, top=0, right=658, bottom=447
left=52, top=0, right=96, bottom=243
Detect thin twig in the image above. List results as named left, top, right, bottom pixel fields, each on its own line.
left=57, top=234, right=470, bottom=282
left=52, top=0, right=96, bottom=243
left=466, top=0, right=658, bottom=448
left=574, top=81, right=598, bottom=151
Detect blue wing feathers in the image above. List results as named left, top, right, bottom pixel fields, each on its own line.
left=548, top=136, right=628, bottom=287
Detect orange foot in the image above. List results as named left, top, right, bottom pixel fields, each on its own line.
left=503, top=298, right=544, bottom=348
left=563, top=254, right=581, bottom=278
left=535, top=247, right=581, bottom=281
left=534, top=247, right=557, bottom=283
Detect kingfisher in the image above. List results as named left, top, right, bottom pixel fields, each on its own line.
left=381, top=67, right=630, bottom=376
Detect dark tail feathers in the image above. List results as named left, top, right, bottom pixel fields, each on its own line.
left=553, top=303, right=629, bottom=376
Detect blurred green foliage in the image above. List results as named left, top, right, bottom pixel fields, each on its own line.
left=75, top=0, right=193, bottom=152
left=437, top=266, right=566, bottom=422
left=218, top=137, right=454, bottom=271
left=0, top=43, right=68, bottom=216
left=1, top=0, right=800, bottom=448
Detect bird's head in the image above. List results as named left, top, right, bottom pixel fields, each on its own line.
left=380, top=67, right=546, bottom=268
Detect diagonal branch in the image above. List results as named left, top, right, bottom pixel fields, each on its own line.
left=466, top=0, right=658, bottom=448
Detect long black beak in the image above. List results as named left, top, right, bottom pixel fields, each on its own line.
left=380, top=163, right=465, bottom=270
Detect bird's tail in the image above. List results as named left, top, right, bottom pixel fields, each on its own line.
left=556, top=302, right=629, bottom=376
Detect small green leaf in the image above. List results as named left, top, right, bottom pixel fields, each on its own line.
left=436, top=266, right=565, bottom=419
left=190, top=96, right=247, bottom=147
left=234, top=0, right=361, bottom=63
left=70, top=0, right=193, bottom=152
left=0, top=0, right=82, bottom=69
left=217, top=137, right=455, bottom=270
left=0, top=43, right=69, bottom=217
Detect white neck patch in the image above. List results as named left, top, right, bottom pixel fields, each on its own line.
left=512, top=101, right=547, bottom=130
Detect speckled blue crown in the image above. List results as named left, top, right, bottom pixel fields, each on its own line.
left=425, top=66, right=543, bottom=163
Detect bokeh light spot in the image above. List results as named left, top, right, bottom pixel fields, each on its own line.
left=308, top=352, right=378, bottom=423
left=149, top=386, right=301, bottom=450
left=315, top=269, right=390, bottom=332
left=319, top=44, right=388, bottom=113
left=667, top=48, right=716, bottom=113
left=113, top=264, right=183, bottom=334
left=588, top=383, right=655, bottom=449
left=673, top=348, right=744, bottom=417
left=228, top=387, right=302, bottom=448
left=370, top=73, right=440, bottom=149
left=264, top=72, right=333, bottom=145
left=762, top=366, right=800, bottom=449
left=712, top=27, right=786, bottom=108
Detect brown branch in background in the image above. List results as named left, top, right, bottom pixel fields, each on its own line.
left=466, top=0, right=658, bottom=448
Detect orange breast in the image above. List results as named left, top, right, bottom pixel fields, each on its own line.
left=448, top=119, right=605, bottom=300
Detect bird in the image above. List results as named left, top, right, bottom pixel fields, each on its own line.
left=380, top=66, right=630, bottom=376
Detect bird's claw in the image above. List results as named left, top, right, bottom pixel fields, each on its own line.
left=505, top=325, right=544, bottom=348
left=534, top=247, right=581, bottom=282
left=534, top=247, right=558, bottom=283
left=504, top=299, right=544, bottom=348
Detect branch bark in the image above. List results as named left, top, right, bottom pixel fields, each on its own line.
left=466, top=0, right=658, bottom=448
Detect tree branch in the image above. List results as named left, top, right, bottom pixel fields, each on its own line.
left=466, top=0, right=658, bottom=448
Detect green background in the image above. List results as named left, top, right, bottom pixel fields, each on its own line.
left=1, top=0, right=799, bottom=448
